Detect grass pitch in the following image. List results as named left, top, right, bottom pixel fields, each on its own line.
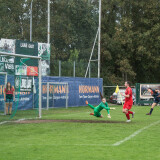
left=0, top=105, right=160, bottom=160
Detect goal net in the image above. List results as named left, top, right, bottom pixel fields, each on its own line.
left=0, top=72, right=7, bottom=115
left=42, top=82, right=68, bottom=110
left=0, top=52, right=42, bottom=122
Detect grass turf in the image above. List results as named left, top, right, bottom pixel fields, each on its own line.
left=0, top=105, right=160, bottom=160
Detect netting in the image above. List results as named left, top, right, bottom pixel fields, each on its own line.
left=42, top=82, right=68, bottom=109
left=0, top=73, right=7, bottom=115
left=0, top=53, right=41, bottom=122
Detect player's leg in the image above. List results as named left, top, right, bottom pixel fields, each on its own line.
left=123, top=108, right=130, bottom=118
left=86, top=101, right=95, bottom=115
left=5, top=101, right=9, bottom=115
left=146, top=102, right=157, bottom=115
left=94, top=111, right=103, bottom=118
left=122, top=106, right=131, bottom=122
left=9, top=100, right=13, bottom=115
left=85, top=101, right=95, bottom=109
left=128, top=110, right=135, bottom=118
left=127, top=105, right=135, bottom=118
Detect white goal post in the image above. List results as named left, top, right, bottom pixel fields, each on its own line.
left=0, top=51, right=42, bottom=118
left=46, top=82, right=69, bottom=109
left=0, top=72, right=7, bottom=115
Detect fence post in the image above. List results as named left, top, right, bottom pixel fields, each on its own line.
left=73, top=61, right=75, bottom=77
left=89, top=62, right=91, bottom=78
left=59, top=60, right=61, bottom=77
left=47, top=82, right=49, bottom=110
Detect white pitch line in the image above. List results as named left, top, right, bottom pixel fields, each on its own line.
left=0, top=118, right=38, bottom=126
left=1, top=119, right=160, bottom=147
left=112, top=120, right=160, bottom=146
left=0, top=121, right=9, bottom=125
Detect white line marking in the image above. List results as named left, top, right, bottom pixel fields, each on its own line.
left=27, top=120, right=160, bottom=147
left=1, top=119, right=160, bottom=147
left=112, top=120, right=160, bottom=146
left=0, top=121, right=9, bottom=125
left=0, top=117, right=38, bottom=126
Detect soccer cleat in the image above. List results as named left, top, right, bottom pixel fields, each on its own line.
left=146, top=113, right=151, bottom=115
left=107, top=114, right=111, bottom=118
left=132, top=112, right=135, bottom=118
left=90, top=113, right=94, bottom=115
left=126, top=119, right=131, bottom=123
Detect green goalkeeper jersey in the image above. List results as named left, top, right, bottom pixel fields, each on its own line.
left=94, top=102, right=110, bottom=113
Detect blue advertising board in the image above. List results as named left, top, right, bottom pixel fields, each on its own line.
left=0, top=75, right=103, bottom=110
left=42, top=77, right=103, bottom=108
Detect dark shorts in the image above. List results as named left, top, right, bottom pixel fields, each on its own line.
left=5, top=98, right=13, bottom=103
left=153, top=97, right=160, bottom=104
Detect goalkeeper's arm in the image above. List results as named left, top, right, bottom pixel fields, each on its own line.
left=102, top=102, right=110, bottom=114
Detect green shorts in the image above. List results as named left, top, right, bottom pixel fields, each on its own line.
left=94, top=111, right=101, bottom=117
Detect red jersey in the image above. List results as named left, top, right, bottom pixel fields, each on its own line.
left=4, top=87, right=14, bottom=95
left=125, top=87, right=133, bottom=105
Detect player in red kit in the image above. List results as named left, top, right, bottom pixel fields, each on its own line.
left=121, top=81, right=135, bottom=122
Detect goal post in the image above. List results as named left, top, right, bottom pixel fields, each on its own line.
left=44, top=82, right=69, bottom=109
left=0, top=72, right=7, bottom=115
left=0, top=51, right=42, bottom=119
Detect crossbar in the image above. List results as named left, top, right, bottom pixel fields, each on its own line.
left=0, top=51, right=41, bottom=59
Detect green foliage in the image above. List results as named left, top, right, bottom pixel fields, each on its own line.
left=101, top=0, right=160, bottom=84
left=1, top=0, right=160, bottom=84
left=69, top=49, right=80, bottom=62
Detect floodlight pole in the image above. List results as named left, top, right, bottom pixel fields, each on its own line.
left=98, top=0, right=101, bottom=78
left=47, top=0, right=50, bottom=43
left=85, top=28, right=99, bottom=78
left=30, top=0, right=33, bottom=42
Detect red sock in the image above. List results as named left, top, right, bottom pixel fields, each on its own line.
left=128, top=111, right=133, bottom=114
left=126, top=113, right=130, bottom=120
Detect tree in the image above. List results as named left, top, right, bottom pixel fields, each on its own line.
left=101, top=0, right=160, bottom=84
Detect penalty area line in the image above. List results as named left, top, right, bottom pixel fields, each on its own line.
left=112, top=120, right=160, bottom=146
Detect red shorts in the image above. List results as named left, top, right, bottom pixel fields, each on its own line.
left=123, top=103, right=132, bottom=110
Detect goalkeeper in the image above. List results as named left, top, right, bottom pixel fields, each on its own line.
left=85, top=98, right=111, bottom=118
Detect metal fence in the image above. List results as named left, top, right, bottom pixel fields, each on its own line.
left=50, top=60, right=98, bottom=78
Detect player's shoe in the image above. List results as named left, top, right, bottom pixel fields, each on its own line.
left=132, top=112, right=135, bottom=118
left=146, top=113, right=151, bottom=115
left=90, top=113, right=94, bottom=115
left=126, top=119, right=131, bottom=123
left=107, top=114, right=111, bottom=118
